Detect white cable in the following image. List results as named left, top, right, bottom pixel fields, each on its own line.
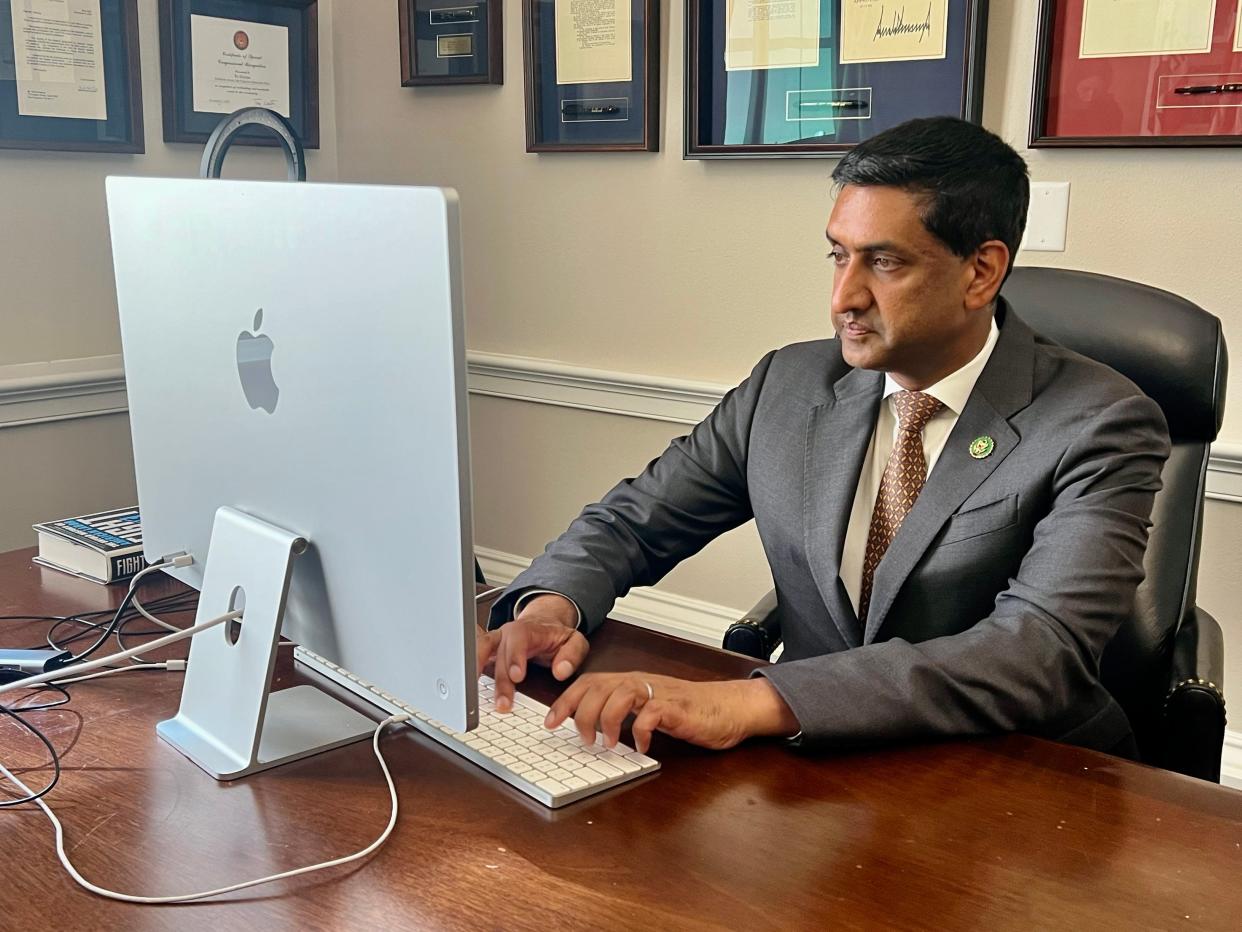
left=475, top=586, right=505, bottom=603
left=123, top=591, right=185, bottom=665
left=0, top=713, right=410, bottom=904
left=124, top=561, right=186, bottom=664
left=51, top=661, right=185, bottom=686
left=130, top=590, right=182, bottom=634
left=0, top=610, right=237, bottom=700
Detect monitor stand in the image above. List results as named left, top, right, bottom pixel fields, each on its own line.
left=156, top=506, right=376, bottom=780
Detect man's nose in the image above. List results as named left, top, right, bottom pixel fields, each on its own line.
left=831, top=258, right=871, bottom=316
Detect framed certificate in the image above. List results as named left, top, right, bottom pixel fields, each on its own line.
left=0, top=0, right=144, bottom=153
left=400, top=0, right=502, bottom=85
left=685, top=0, right=988, bottom=158
left=1031, top=0, right=1242, bottom=146
left=158, top=0, right=319, bottom=147
left=522, top=0, right=659, bottom=152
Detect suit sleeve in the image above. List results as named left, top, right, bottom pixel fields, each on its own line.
left=757, top=393, right=1170, bottom=747
left=488, top=352, right=778, bottom=633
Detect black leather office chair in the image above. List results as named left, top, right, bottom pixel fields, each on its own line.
left=724, top=268, right=1229, bottom=782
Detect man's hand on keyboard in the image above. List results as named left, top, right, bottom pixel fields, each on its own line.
left=476, top=593, right=590, bottom=713
left=543, top=673, right=800, bottom=754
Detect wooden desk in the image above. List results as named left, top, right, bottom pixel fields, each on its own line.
left=2, top=546, right=1240, bottom=930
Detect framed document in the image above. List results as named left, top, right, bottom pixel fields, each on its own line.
left=522, top=0, right=659, bottom=152
left=0, top=0, right=143, bottom=152
left=1031, top=0, right=1242, bottom=147
left=158, top=0, right=319, bottom=147
left=399, top=0, right=502, bottom=85
left=686, top=0, right=988, bottom=159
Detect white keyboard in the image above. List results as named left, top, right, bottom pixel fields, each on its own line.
left=293, top=646, right=660, bottom=808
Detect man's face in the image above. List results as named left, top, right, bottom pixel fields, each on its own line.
left=826, top=184, right=990, bottom=389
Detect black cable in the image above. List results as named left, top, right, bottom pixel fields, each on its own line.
left=63, top=585, right=141, bottom=664
left=0, top=705, right=61, bottom=807
left=0, top=587, right=199, bottom=809
left=114, top=593, right=200, bottom=654
left=69, top=584, right=199, bottom=664
left=9, top=684, right=71, bottom=712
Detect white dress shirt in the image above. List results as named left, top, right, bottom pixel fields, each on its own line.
left=838, top=317, right=1000, bottom=616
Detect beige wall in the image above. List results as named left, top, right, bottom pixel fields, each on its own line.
left=468, top=394, right=774, bottom=610
left=1200, top=501, right=1242, bottom=701
left=0, top=416, right=138, bottom=552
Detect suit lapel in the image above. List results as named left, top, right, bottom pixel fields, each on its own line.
left=804, top=366, right=883, bottom=648
left=862, top=304, right=1037, bottom=644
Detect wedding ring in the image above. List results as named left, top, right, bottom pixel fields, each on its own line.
left=643, top=681, right=654, bottom=702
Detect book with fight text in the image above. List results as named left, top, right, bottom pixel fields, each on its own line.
left=32, top=507, right=148, bottom=585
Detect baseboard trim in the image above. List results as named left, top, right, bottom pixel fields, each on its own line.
left=3, top=352, right=1240, bottom=503
left=0, top=355, right=127, bottom=429
left=1208, top=443, right=1242, bottom=504
left=1222, top=731, right=1242, bottom=790
left=474, top=546, right=745, bottom=647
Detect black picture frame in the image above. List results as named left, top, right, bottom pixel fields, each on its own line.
left=1029, top=0, right=1242, bottom=148
left=0, top=0, right=144, bottom=153
left=523, top=0, right=659, bottom=152
left=158, top=0, right=319, bottom=148
left=685, top=0, right=988, bottom=159
left=399, top=0, right=503, bottom=85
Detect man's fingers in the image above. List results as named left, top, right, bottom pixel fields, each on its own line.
left=544, top=677, right=588, bottom=729
left=492, top=625, right=526, bottom=712
left=475, top=627, right=499, bottom=677
left=493, top=622, right=575, bottom=712
left=571, top=683, right=612, bottom=747
left=550, top=631, right=590, bottom=681
left=597, top=686, right=641, bottom=749
left=631, top=702, right=664, bottom=755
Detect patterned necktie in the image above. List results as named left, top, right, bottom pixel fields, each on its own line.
left=858, top=390, right=945, bottom=624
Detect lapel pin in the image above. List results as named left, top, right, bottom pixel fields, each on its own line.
left=969, top=435, right=995, bottom=460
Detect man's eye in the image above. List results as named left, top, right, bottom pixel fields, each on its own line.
left=827, top=250, right=847, bottom=264
left=873, top=256, right=898, bottom=270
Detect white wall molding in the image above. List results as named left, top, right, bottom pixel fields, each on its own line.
left=466, top=351, right=723, bottom=426
left=475, top=545, right=744, bottom=647
left=0, top=355, right=127, bottom=429
left=1221, top=731, right=1242, bottom=790
left=3, top=351, right=1241, bottom=502
left=1207, top=443, right=1242, bottom=504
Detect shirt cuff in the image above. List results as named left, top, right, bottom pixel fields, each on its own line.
left=511, top=588, right=586, bottom=632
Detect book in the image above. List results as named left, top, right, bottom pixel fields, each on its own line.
left=32, top=507, right=148, bottom=585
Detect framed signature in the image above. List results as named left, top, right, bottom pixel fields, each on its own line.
left=1030, top=0, right=1242, bottom=147
left=685, top=0, right=988, bottom=158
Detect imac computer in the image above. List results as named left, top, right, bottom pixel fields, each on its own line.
left=106, top=176, right=478, bottom=779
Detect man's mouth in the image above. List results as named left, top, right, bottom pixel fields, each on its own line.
left=840, top=320, right=873, bottom=337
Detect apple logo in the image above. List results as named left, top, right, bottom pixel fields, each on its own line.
left=236, top=308, right=279, bottom=413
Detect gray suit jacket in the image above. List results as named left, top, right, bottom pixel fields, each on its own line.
left=490, top=303, right=1171, bottom=752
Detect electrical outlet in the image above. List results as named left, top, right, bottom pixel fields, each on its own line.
left=1019, top=182, right=1070, bottom=252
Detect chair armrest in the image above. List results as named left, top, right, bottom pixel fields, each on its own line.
left=1161, top=606, right=1227, bottom=782
left=722, top=590, right=782, bottom=660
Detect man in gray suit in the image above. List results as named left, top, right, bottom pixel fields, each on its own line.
left=478, top=117, right=1170, bottom=758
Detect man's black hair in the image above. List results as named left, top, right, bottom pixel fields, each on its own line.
left=831, top=117, right=1030, bottom=271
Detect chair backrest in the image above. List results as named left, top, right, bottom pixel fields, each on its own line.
left=1001, top=268, right=1228, bottom=756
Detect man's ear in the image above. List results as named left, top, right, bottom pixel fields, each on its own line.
left=964, top=240, right=1010, bottom=310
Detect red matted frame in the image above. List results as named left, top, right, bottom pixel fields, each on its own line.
left=1031, top=0, right=1242, bottom=146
